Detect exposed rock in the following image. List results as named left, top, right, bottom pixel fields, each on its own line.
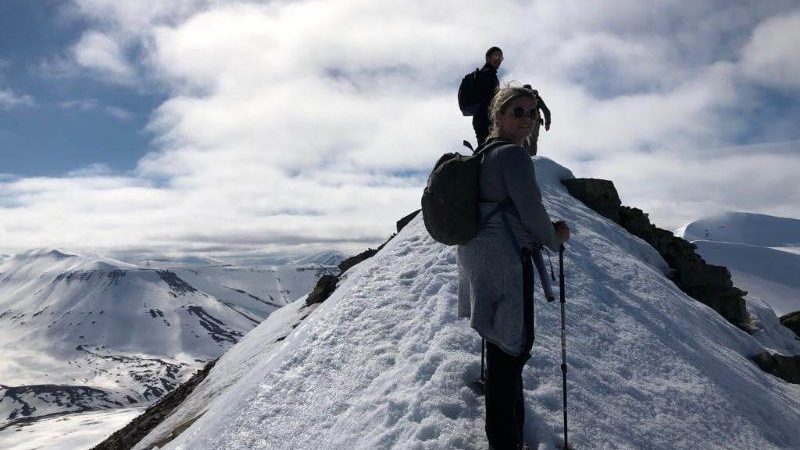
left=673, top=261, right=748, bottom=326
left=565, top=179, right=750, bottom=329
left=780, top=311, right=800, bottom=339
left=1, top=384, right=119, bottom=425
left=320, top=216, right=410, bottom=305
left=337, top=231, right=396, bottom=276
left=396, top=209, right=421, bottom=233
left=338, top=248, right=379, bottom=276
left=91, top=360, right=216, bottom=450
left=306, top=275, right=339, bottom=306
left=752, top=352, right=800, bottom=384
left=562, top=179, right=621, bottom=222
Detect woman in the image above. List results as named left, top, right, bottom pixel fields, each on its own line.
left=457, top=85, right=570, bottom=450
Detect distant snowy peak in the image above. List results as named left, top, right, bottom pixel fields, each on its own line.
left=17, top=248, right=76, bottom=258
left=291, top=250, right=347, bottom=267
left=675, top=211, right=800, bottom=248
left=675, top=211, right=800, bottom=318
left=2, top=247, right=138, bottom=275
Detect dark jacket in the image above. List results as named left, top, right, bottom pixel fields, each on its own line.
left=472, top=64, right=500, bottom=144
left=477, top=63, right=499, bottom=114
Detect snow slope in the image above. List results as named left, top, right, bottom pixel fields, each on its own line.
left=141, top=158, right=800, bottom=450
left=675, top=212, right=800, bottom=316
left=170, top=265, right=321, bottom=316
left=134, top=297, right=318, bottom=450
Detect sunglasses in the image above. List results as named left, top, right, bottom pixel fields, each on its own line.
left=510, top=107, right=536, bottom=119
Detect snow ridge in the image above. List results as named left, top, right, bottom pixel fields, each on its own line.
left=152, top=158, right=800, bottom=450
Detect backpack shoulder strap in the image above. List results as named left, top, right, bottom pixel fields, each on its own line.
left=474, top=139, right=513, bottom=156
left=477, top=140, right=524, bottom=254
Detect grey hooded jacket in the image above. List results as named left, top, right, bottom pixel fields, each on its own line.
left=457, top=140, right=559, bottom=356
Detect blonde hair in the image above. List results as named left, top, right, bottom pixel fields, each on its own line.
left=487, top=83, right=537, bottom=139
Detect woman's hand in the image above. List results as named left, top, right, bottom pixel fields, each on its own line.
left=554, top=220, right=570, bottom=243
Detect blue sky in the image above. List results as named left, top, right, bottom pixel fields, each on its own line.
left=0, top=0, right=163, bottom=176
left=0, top=0, right=799, bottom=260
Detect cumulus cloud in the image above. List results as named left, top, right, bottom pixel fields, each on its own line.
left=579, top=141, right=800, bottom=230
left=740, top=9, right=800, bottom=90
left=71, top=31, right=136, bottom=82
left=68, top=0, right=214, bottom=35
left=1, top=0, right=799, bottom=259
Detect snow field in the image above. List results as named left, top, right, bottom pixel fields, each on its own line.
left=691, top=240, right=800, bottom=316
left=0, top=407, right=144, bottom=450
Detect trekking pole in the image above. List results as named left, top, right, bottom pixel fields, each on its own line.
left=480, top=338, right=486, bottom=388
left=472, top=338, right=487, bottom=394
left=558, top=244, right=570, bottom=450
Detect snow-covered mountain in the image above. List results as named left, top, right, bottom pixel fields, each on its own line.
left=675, top=211, right=800, bottom=249
left=675, top=212, right=800, bottom=317
left=0, top=249, right=336, bottom=431
left=291, top=250, right=348, bottom=267
left=126, top=158, right=800, bottom=450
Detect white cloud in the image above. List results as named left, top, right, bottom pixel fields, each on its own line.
left=68, top=0, right=214, bottom=35
left=740, top=9, right=800, bottom=90
left=71, top=31, right=136, bottom=82
left=104, top=106, right=134, bottom=121
left=59, top=98, right=134, bottom=121
left=0, top=89, right=35, bottom=109
left=0, top=60, right=35, bottom=108
left=1, top=0, right=799, bottom=259
left=59, top=98, right=100, bottom=110
left=580, top=141, right=800, bottom=230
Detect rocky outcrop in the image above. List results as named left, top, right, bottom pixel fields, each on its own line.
left=564, top=179, right=749, bottom=329
left=396, top=209, right=421, bottom=233
left=91, top=360, right=216, bottom=450
left=338, top=248, right=380, bottom=276
left=752, top=352, right=800, bottom=384
left=307, top=217, right=406, bottom=307
left=780, top=311, right=800, bottom=339
left=306, top=275, right=339, bottom=305
left=562, top=179, right=621, bottom=222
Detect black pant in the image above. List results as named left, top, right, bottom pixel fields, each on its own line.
left=486, top=342, right=528, bottom=449
left=473, top=110, right=491, bottom=146
left=485, top=249, right=535, bottom=449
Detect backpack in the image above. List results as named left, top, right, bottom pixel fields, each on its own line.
left=421, top=141, right=508, bottom=245
left=458, top=68, right=481, bottom=116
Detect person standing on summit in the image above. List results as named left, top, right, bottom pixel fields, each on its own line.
left=521, top=84, right=552, bottom=156
left=458, top=84, right=570, bottom=449
left=472, top=46, right=503, bottom=145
